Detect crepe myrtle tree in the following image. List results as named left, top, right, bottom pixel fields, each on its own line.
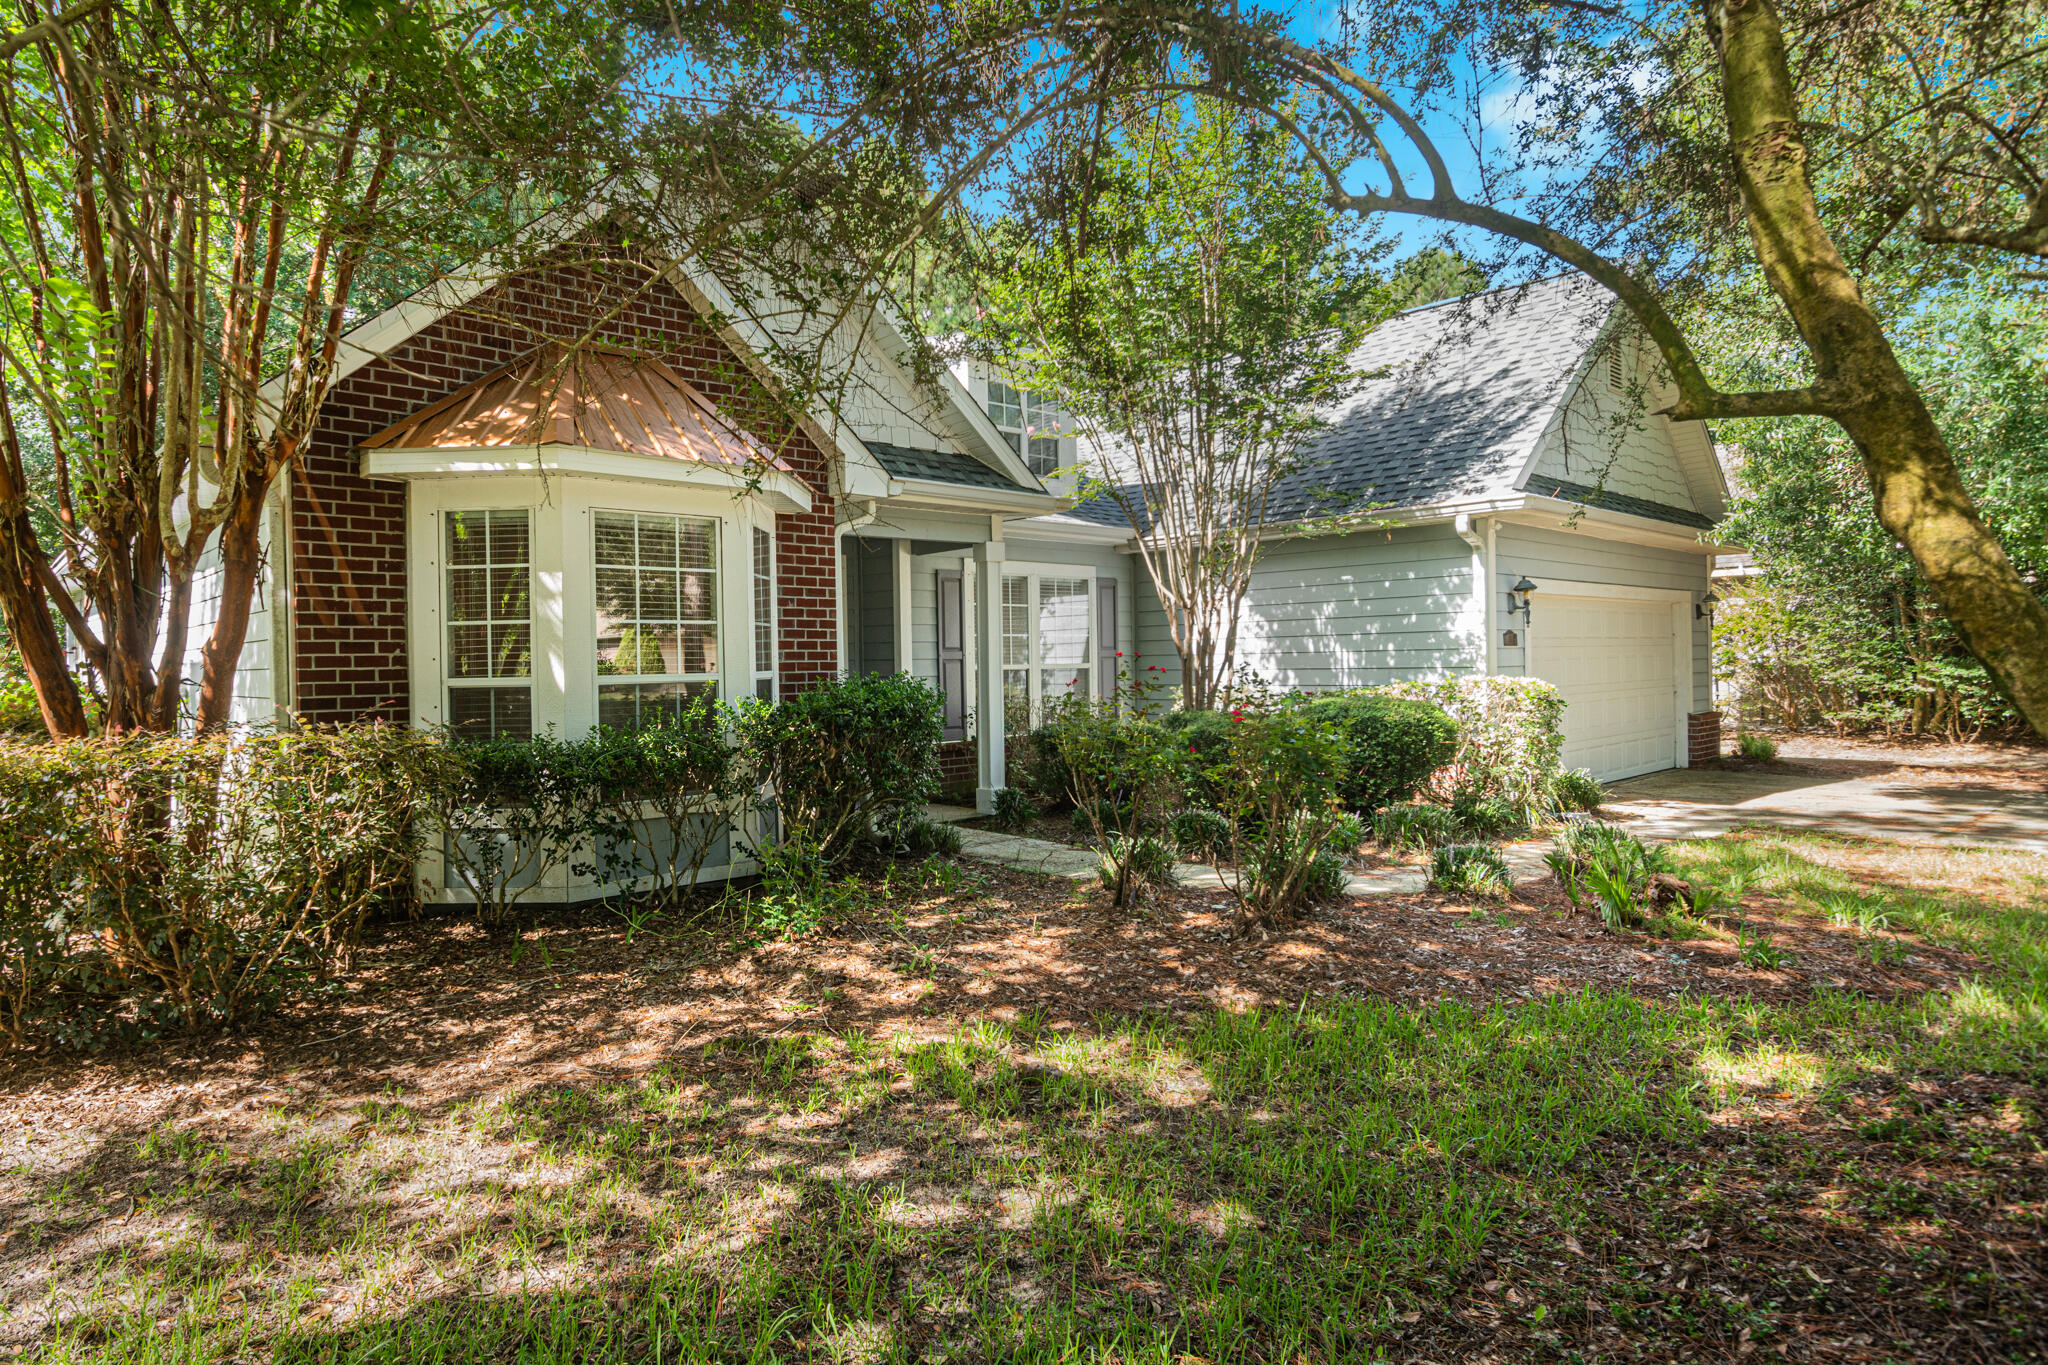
left=0, top=0, right=637, bottom=736
left=975, top=97, right=1390, bottom=710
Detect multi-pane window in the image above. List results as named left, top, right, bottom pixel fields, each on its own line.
left=986, top=379, right=1065, bottom=478
left=445, top=509, right=532, bottom=739
left=594, top=509, right=719, bottom=729
left=1001, top=571, right=1092, bottom=725
left=1001, top=575, right=1030, bottom=712
left=752, top=525, right=775, bottom=701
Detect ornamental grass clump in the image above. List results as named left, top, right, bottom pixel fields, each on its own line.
left=1550, top=768, right=1605, bottom=814
left=1545, top=819, right=1665, bottom=930
left=1373, top=801, right=1458, bottom=851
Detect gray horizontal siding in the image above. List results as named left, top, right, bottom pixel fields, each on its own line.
left=1131, top=526, right=1479, bottom=693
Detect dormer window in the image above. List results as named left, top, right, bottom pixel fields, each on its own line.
left=986, top=379, right=1066, bottom=478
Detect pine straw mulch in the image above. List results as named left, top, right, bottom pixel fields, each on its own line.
left=1, top=857, right=2040, bottom=1363
left=0, top=862, right=1990, bottom=1158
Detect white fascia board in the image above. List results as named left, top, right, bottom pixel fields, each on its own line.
left=1003, top=515, right=1135, bottom=547
left=359, top=444, right=813, bottom=515
left=883, top=478, right=1067, bottom=515
left=1507, top=496, right=1735, bottom=555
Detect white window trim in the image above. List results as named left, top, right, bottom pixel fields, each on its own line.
left=589, top=507, right=724, bottom=725
left=999, top=558, right=1100, bottom=726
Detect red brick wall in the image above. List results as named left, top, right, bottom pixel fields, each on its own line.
left=1687, top=710, right=1723, bottom=766
left=290, top=255, right=838, bottom=723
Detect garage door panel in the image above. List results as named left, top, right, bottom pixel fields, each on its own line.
left=1536, top=596, right=1676, bottom=782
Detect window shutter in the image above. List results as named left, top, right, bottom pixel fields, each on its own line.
left=937, top=569, right=966, bottom=740
left=1096, top=580, right=1117, bottom=699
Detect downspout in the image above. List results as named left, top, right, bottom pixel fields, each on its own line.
left=1455, top=513, right=1494, bottom=675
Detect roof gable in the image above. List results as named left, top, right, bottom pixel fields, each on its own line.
left=1266, top=274, right=1613, bottom=521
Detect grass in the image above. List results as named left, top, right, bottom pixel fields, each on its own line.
left=9, top=827, right=2047, bottom=1363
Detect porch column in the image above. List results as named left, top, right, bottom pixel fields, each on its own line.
left=972, top=537, right=1007, bottom=811
left=893, top=537, right=914, bottom=679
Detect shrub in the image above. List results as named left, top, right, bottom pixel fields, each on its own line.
left=1046, top=696, right=1182, bottom=908
left=1204, top=696, right=1351, bottom=927
left=742, top=828, right=864, bottom=939
left=1014, top=725, right=1077, bottom=808
left=1429, top=843, right=1512, bottom=899
left=1100, top=833, right=1178, bottom=893
left=1550, top=768, right=1604, bottom=814
left=987, top=787, right=1040, bottom=831
left=1159, top=708, right=1235, bottom=807
left=1170, top=807, right=1230, bottom=860
left=1735, top=731, right=1779, bottom=762
left=1373, top=801, right=1458, bottom=851
left=607, top=702, right=751, bottom=899
left=1374, top=677, right=1565, bottom=823
left=1453, top=793, right=1523, bottom=838
left=890, top=816, right=964, bottom=858
left=0, top=725, right=455, bottom=1049
left=435, top=730, right=608, bottom=936
left=736, top=673, right=944, bottom=867
left=1300, top=693, right=1458, bottom=813
left=1246, top=811, right=1356, bottom=907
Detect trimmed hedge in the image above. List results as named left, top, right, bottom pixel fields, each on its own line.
left=1301, top=693, right=1459, bottom=813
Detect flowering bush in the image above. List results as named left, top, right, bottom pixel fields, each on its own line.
left=1372, top=677, right=1566, bottom=823
left=1044, top=694, right=1181, bottom=908
left=1203, top=693, right=1352, bottom=928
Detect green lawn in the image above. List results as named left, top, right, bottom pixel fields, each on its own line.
left=10, top=828, right=2046, bottom=1363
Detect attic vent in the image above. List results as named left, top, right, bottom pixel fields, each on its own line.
left=1607, top=344, right=1628, bottom=392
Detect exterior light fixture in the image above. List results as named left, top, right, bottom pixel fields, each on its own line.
left=1696, top=590, right=1719, bottom=622
left=1507, top=575, right=1538, bottom=626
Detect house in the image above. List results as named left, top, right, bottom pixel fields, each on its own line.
left=177, top=240, right=1134, bottom=904
left=181, top=255, right=1722, bottom=903
left=1002, top=273, right=1735, bottom=783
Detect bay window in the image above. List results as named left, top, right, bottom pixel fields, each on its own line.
left=444, top=508, right=532, bottom=739
left=752, top=525, right=776, bottom=700
left=594, top=509, right=720, bottom=728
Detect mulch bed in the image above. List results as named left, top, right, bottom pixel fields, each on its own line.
left=0, top=867, right=1984, bottom=1129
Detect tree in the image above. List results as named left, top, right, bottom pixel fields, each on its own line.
left=1383, top=247, right=1489, bottom=313
left=700, top=0, right=2048, bottom=735
left=0, top=0, right=630, bottom=735
left=973, top=97, right=1388, bottom=709
left=1714, top=274, right=2047, bottom=737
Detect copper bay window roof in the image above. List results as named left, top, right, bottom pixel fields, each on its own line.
left=359, top=344, right=798, bottom=475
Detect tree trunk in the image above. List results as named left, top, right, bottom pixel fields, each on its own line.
left=1711, top=0, right=2048, bottom=737
left=0, top=512, right=89, bottom=737
left=194, top=482, right=270, bottom=732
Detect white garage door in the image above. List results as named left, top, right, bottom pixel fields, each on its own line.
left=1536, top=596, right=1678, bottom=781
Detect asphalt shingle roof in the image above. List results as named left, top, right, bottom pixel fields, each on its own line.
left=1265, top=273, right=1613, bottom=521
left=866, top=441, right=1025, bottom=491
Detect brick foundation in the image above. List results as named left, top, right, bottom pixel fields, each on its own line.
left=1687, top=710, right=1723, bottom=766
left=937, top=739, right=978, bottom=800
left=289, top=247, right=838, bottom=724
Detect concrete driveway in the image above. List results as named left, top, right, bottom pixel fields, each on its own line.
left=1603, top=741, right=2048, bottom=849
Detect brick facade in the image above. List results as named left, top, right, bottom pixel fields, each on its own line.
left=936, top=739, right=977, bottom=800
left=290, top=255, right=838, bottom=724
left=1687, top=710, right=1723, bottom=766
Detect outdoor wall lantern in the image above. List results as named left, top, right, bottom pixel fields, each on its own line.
left=1696, top=590, right=1719, bottom=623
left=1507, top=575, right=1538, bottom=626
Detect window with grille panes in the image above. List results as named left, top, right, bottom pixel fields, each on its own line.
left=444, top=509, right=532, bottom=739
left=751, top=525, right=775, bottom=700
left=593, top=510, right=719, bottom=728
left=1001, top=570, right=1092, bottom=726
left=986, top=379, right=1066, bottom=478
